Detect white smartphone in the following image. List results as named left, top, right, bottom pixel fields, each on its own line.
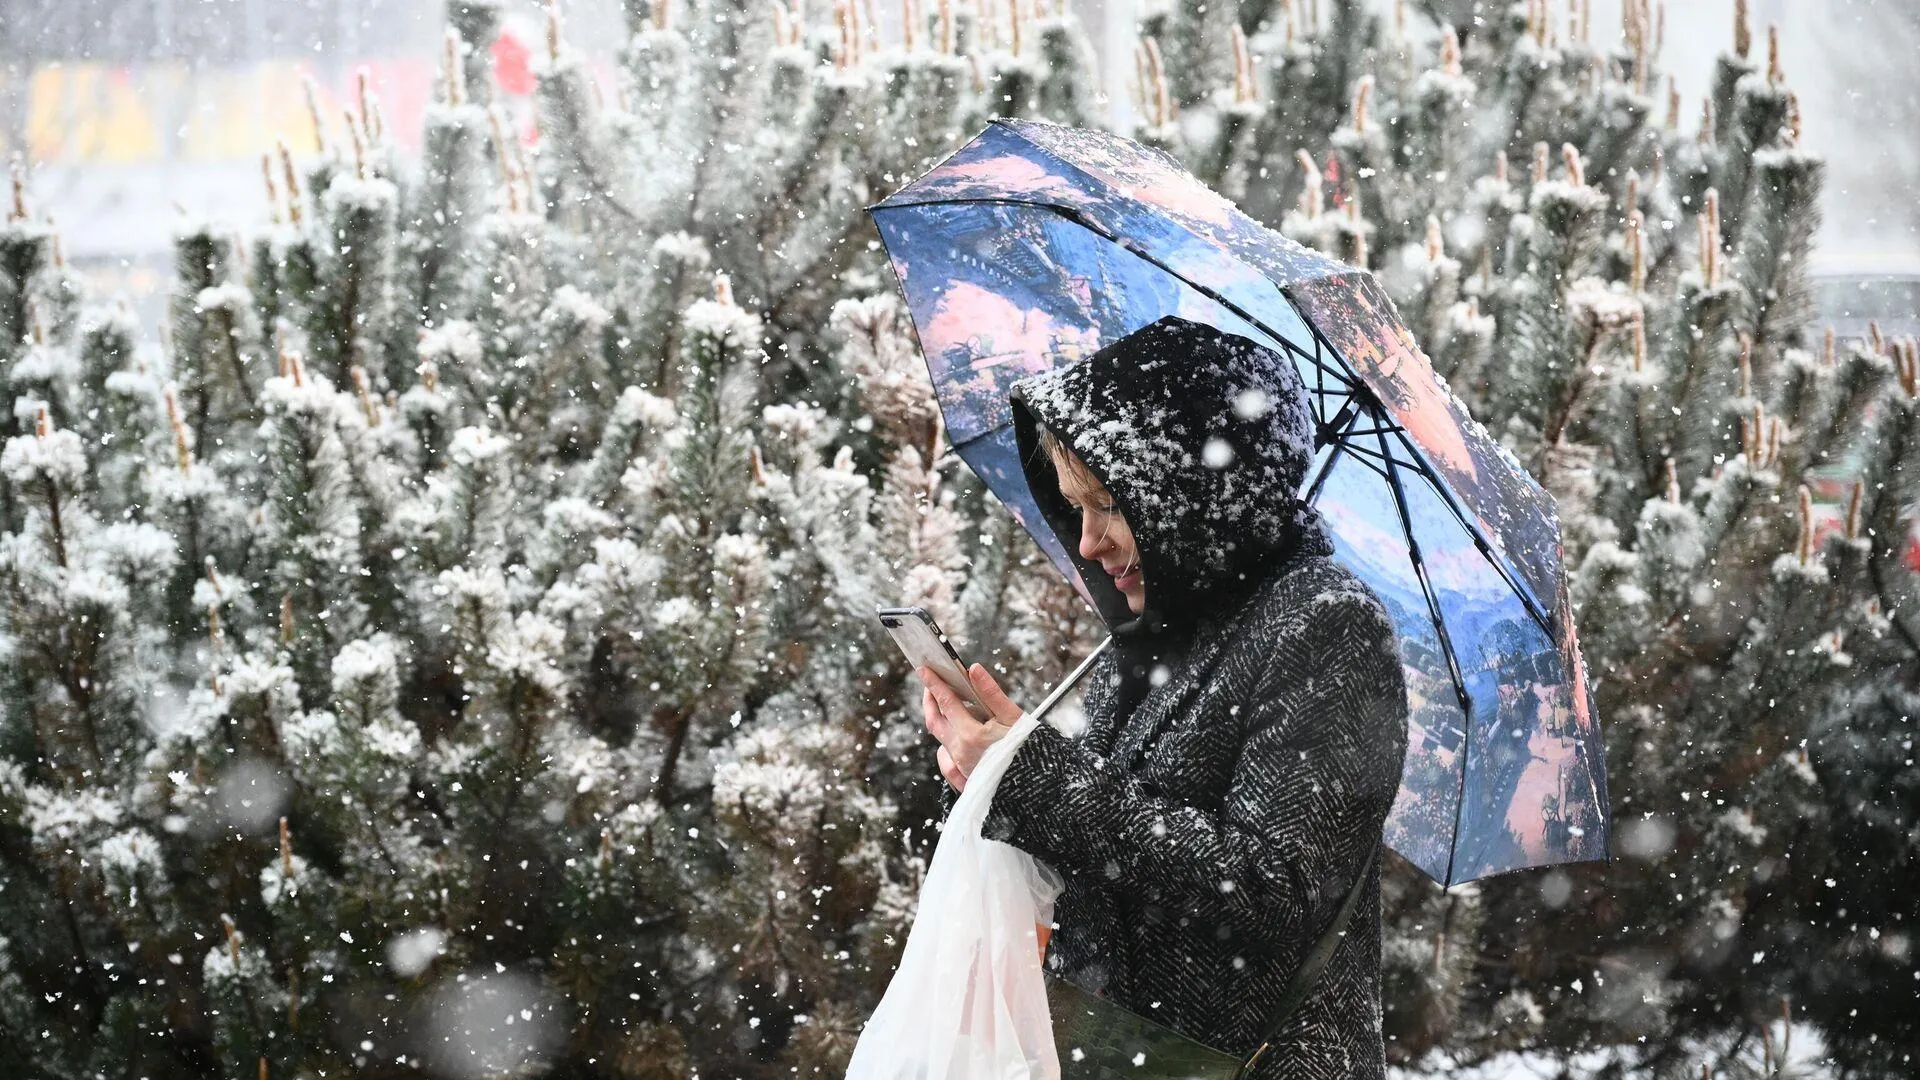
left=877, top=606, right=994, bottom=723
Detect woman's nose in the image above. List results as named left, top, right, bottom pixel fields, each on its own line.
left=1079, top=511, right=1109, bottom=559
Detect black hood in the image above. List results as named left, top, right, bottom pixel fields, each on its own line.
left=1008, top=314, right=1336, bottom=642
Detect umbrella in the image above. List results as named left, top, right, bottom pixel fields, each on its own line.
left=863, top=118, right=1610, bottom=887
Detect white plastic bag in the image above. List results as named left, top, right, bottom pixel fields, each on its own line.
left=846, top=709, right=1068, bottom=1080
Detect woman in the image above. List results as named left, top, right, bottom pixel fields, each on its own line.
left=919, top=314, right=1410, bottom=1079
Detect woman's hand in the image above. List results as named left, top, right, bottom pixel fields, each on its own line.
left=921, top=663, right=1026, bottom=794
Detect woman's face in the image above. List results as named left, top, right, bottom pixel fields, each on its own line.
left=1056, top=457, right=1145, bottom=614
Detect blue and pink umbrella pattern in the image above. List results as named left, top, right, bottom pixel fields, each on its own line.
left=866, top=118, right=1609, bottom=886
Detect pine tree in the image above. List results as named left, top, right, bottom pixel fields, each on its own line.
left=0, top=2, right=1103, bottom=1076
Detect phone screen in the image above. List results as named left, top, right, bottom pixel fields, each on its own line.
left=878, top=607, right=993, bottom=722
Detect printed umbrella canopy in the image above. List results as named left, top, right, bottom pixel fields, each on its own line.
left=863, top=117, right=1611, bottom=886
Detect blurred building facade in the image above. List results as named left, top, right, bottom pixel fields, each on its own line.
left=2, top=0, right=1911, bottom=297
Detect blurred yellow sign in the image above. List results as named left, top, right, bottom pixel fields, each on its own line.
left=3, top=58, right=434, bottom=163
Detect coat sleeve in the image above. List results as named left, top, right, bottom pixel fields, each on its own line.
left=933, top=648, right=1122, bottom=830
left=936, top=765, right=960, bottom=820
left=977, top=591, right=1409, bottom=955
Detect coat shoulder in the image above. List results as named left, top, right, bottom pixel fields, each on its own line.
left=1240, top=554, right=1410, bottom=765
left=1237, top=555, right=1407, bottom=717
left=1245, top=553, right=1397, bottom=642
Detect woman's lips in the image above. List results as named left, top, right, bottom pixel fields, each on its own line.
left=1114, top=568, right=1141, bottom=590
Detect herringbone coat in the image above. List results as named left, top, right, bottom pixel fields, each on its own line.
left=936, top=315, right=1410, bottom=1078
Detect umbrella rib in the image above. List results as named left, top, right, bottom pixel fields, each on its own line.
left=1325, top=438, right=1392, bottom=482
left=1307, top=317, right=1351, bottom=399
left=1329, top=434, right=1396, bottom=471
left=1289, top=315, right=1555, bottom=637
left=1302, top=444, right=1341, bottom=505
left=1294, top=330, right=1358, bottom=395
left=1379, top=429, right=1555, bottom=638
left=1313, top=397, right=1357, bottom=450
left=1309, top=385, right=1357, bottom=441
left=1273, top=321, right=1360, bottom=413
left=1374, top=424, right=1479, bottom=889
left=1328, top=404, right=1540, bottom=629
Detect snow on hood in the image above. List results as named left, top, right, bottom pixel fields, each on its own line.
left=1009, top=314, right=1335, bottom=636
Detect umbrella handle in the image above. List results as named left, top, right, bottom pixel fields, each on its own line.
left=1020, top=635, right=1114, bottom=725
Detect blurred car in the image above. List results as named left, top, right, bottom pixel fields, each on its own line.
left=1810, top=251, right=1920, bottom=347
left=1803, top=252, right=1920, bottom=571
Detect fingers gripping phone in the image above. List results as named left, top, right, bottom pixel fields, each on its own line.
left=877, top=606, right=995, bottom=723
